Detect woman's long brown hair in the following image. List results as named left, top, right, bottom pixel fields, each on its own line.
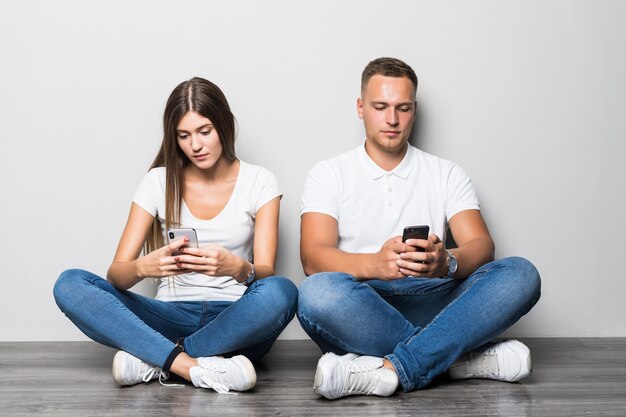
left=144, top=77, right=237, bottom=254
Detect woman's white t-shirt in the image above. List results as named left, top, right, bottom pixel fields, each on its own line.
left=132, top=161, right=281, bottom=302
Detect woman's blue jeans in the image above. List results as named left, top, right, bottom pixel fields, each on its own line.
left=53, top=269, right=298, bottom=369
left=297, top=256, right=541, bottom=392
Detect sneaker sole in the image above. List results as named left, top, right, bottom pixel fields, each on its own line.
left=313, top=353, right=337, bottom=397
left=231, top=355, right=257, bottom=391
left=313, top=360, right=326, bottom=395
left=449, top=340, right=532, bottom=382
left=112, top=351, right=128, bottom=386
left=504, top=340, right=532, bottom=382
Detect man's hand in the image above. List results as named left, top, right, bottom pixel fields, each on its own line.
left=371, top=236, right=416, bottom=280
left=396, top=234, right=449, bottom=278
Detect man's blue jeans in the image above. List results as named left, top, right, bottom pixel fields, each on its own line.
left=54, top=269, right=298, bottom=369
left=297, top=257, right=541, bottom=392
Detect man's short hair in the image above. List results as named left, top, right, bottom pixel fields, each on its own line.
left=361, top=57, right=418, bottom=93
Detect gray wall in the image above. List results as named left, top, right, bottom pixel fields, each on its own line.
left=1, top=0, right=624, bottom=341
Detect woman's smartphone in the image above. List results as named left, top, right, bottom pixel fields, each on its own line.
left=167, top=228, right=199, bottom=255
left=402, top=225, right=430, bottom=252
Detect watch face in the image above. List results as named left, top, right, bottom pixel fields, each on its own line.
left=450, top=255, right=458, bottom=273
left=446, top=250, right=457, bottom=276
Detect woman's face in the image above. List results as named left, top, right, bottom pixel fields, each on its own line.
left=176, top=111, right=223, bottom=170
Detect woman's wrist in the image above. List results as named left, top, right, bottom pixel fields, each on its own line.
left=234, top=257, right=250, bottom=282
left=134, top=257, right=147, bottom=279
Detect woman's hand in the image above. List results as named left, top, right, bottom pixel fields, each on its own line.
left=135, top=238, right=193, bottom=278
left=174, top=244, right=248, bottom=281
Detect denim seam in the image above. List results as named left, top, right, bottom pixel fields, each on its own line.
left=386, top=353, right=412, bottom=392
left=298, top=311, right=353, bottom=353
left=186, top=317, right=290, bottom=358
left=400, top=266, right=494, bottom=388
left=391, top=280, right=459, bottom=296
left=198, top=278, right=295, bottom=350
left=116, top=296, right=201, bottom=329
left=199, top=301, right=207, bottom=328
left=66, top=278, right=178, bottom=366
left=406, top=266, right=494, bottom=345
left=250, top=313, right=293, bottom=346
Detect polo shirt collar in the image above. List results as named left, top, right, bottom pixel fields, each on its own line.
left=358, top=140, right=415, bottom=180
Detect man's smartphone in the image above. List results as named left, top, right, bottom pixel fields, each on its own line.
left=167, top=228, right=199, bottom=255
left=402, top=225, right=430, bottom=252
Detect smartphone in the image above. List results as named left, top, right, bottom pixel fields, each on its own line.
left=167, top=228, right=199, bottom=255
left=402, top=225, right=430, bottom=252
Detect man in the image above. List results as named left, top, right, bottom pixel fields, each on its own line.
left=298, top=57, right=541, bottom=399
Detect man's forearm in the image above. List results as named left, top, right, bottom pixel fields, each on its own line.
left=450, top=237, right=495, bottom=279
left=301, top=245, right=377, bottom=279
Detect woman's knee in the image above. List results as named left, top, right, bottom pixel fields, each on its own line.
left=253, top=276, right=298, bottom=316
left=53, top=269, right=90, bottom=306
left=53, top=269, right=109, bottom=311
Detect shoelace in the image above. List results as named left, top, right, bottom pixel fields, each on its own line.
left=199, top=365, right=237, bottom=395
left=467, top=348, right=500, bottom=377
left=141, top=368, right=185, bottom=387
left=343, top=364, right=379, bottom=395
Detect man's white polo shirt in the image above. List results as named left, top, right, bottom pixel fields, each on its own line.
left=301, top=142, right=480, bottom=254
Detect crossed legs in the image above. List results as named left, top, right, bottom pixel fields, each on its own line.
left=297, top=256, right=541, bottom=393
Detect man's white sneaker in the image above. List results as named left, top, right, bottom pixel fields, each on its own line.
left=313, top=352, right=399, bottom=400
left=449, top=339, right=532, bottom=382
left=112, top=351, right=170, bottom=386
left=189, top=355, right=256, bottom=394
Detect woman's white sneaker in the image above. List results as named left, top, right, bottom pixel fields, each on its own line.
left=449, top=339, right=532, bottom=382
left=112, top=351, right=169, bottom=386
left=313, top=352, right=399, bottom=400
left=189, top=355, right=256, bottom=394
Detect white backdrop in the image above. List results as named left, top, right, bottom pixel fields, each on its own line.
left=1, top=0, right=624, bottom=341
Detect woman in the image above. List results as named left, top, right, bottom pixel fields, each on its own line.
left=53, top=77, right=297, bottom=394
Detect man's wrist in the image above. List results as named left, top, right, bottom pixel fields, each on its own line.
left=360, top=253, right=380, bottom=280
left=444, top=249, right=458, bottom=279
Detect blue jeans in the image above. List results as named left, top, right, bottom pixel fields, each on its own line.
left=297, top=257, right=541, bottom=392
left=54, top=269, right=298, bottom=369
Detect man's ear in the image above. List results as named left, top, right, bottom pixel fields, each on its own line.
left=357, top=97, right=364, bottom=119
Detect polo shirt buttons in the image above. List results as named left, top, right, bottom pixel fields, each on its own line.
left=385, top=173, right=395, bottom=209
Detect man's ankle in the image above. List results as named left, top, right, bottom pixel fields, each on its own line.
left=382, top=358, right=398, bottom=374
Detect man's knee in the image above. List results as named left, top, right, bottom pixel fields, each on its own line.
left=298, top=272, right=352, bottom=307
left=297, top=272, right=354, bottom=323
left=497, top=256, right=541, bottom=305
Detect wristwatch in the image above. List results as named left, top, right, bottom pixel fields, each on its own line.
left=444, top=250, right=457, bottom=279
left=243, top=262, right=256, bottom=286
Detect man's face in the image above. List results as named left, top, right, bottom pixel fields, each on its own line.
left=357, top=75, right=416, bottom=155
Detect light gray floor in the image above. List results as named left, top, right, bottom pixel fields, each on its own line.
left=1, top=338, right=625, bottom=416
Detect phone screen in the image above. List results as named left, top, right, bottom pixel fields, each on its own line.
left=402, top=225, right=430, bottom=252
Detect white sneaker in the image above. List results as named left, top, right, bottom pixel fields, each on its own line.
left=449, top=339, right=532, bottom=382
left=112, top=351, right=170, bottom=386
left=313, top=352, right=399, bottom=400
left=189, top=355, right=256, bottom=394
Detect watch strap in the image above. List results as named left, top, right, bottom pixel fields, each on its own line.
left=243, top=262, right=256, bottom=286
left=444, top=249, right=457, bottom=279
